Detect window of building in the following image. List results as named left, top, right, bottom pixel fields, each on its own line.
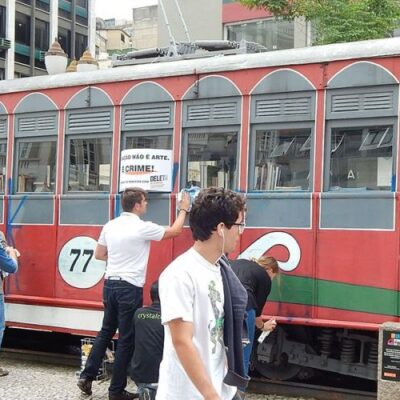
left=0, top=6, right=6, bottom=38
left=0, top=69, right=4, bottom=80
left=75, top=33, right=88, bottom=60
left=121, top=33, right=125, bottom=43
left=67, top=137, right=111, bottom=192
left=59, top=0, right=71, bottom=20
left=35, top=19, right=49, bottom=69
left=253, top=128, right=311, bottom=191
left=76, top=0, right=88, bottom=7
left=36, top=0, right=50, bottom=12
left=329, top=125, right=393, bottom=191
left=186, top=131, right=237, bottom=189
left=15, top=12, right=31, bottom=46
left=226, top=18, right=294, bottom=50
left=17, top=0, right=31, bottom=4
left=58, top=27, right=71, bottom=58
left=16, top=139, right=57, bottom=193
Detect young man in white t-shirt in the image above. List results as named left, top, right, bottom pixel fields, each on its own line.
left=78, top=187, right=190, bottom=400
left=157, top=187, right=246, bottom=400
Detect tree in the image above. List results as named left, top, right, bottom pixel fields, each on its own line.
left=239, top=0, right=400, bottom=44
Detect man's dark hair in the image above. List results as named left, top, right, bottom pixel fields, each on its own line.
left=121, top=187, right=147, bottom=212
left=150, top=280, right=160, bottom=303
left=189, top=187, right=245, bottom=241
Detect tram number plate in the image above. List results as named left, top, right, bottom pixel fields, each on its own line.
left=382, top=330, right=400, bottom=381
left=58, top=236, right=106, bottom=289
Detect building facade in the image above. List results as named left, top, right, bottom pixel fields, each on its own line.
left=157, top=0, right=222, bottom=48
left=121, top=0, right=309, bottom=53
left=222, top=0, right=311, bottom=50
left=132, top=4, right=158, bottom=50
left=0, top=0, right=96, bottom=80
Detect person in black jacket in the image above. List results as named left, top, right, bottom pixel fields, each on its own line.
left=230, top=256, right=279, bottom=376
left=130, top=281, right=163, bottom=400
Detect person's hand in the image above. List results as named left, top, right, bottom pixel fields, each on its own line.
left=178, top=191, right=191, bottom=212
left=262, top=318, right=277, bottom=332
left=6, top=247, right=19, bottom=258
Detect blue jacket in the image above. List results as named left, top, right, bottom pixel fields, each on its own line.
left=219, top=256, right=250, bottom=389
left=0, top=247, right=17, bottom=274
left=0, top=246, right=18, bottom=294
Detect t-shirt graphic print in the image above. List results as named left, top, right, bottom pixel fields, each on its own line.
left=208, top=280, right=224, bottom=354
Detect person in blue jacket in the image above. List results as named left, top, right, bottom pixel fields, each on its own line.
left=0, top=233, right=19, bottom=377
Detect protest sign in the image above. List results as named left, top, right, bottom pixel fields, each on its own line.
left=119, top=148, right=173, bottom=192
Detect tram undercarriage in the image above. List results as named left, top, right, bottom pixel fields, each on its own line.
left=255, top=326, right=378, bottom=381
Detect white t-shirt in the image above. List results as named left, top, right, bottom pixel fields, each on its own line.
left=98, top=212, right=165, bottom=287
left=156, top=247, right=237, bottom=400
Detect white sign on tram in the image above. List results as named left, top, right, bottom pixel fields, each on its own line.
left=58, top=236, right=106, bottom=289
left=119, top=148, right=173, bottom=192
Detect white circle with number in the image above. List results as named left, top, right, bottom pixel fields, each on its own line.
left=58, top=236, right=106, bottom=289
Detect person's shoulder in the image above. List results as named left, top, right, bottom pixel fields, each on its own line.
left=134, top=306, right=147, bottom=317
left=160, top=250, right=193, bottom=279
left=230, top=258, right=256, bottom=269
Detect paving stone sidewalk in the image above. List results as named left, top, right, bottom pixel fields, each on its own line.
left=0, top=355, right=303, bottom=400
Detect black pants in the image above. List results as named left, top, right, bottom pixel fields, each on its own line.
left=80, top=279, right=143, bottom=395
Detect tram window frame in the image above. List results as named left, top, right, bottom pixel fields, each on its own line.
left=14, top=137, right=57, bottom=194
left=64, top=134, right=112, bottom=194
left=122, top=130, right=173, bottom=151
left=324, top=118, right=397, bottom=192
left=248, top=122, right=314, bottom=192
left=181, top=126, right=240, bottom=190
left=0, top=139, right=6, bottom=194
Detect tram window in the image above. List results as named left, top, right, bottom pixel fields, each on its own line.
left=16, top=140, right=56, bottom=193
left=329, top=126, right=393, bottom=191
left=253, top=129, right=311, bottom=191
left=125, top=135, right=172, bottom=150
left=0, top=140, right=6, bottom=193
left=67, top=137, right=111, bottom=192
left=186, top=132, right=237, bottom=189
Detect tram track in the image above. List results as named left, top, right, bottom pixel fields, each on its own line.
left=1, top=347, right=81, bottom=368
left=249, top=377, right=376, bottom=400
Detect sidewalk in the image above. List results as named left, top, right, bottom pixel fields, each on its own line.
left=0, top=354, right=297, bottom=400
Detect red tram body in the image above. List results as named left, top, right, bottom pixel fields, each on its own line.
left=0, top=37, right=399, bottom=380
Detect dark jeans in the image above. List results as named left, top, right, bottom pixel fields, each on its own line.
left=80, top=279, right=143, bottom=395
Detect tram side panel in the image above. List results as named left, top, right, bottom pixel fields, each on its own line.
left=315, top=229, right=399, bottom=326
left=4, top=193, right=59, bottom=331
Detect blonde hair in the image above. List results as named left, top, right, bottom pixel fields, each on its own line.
left=252, top=256, right=279, bottom=274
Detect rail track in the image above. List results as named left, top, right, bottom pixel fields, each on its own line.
left=249, top=377, right=376, bottom=400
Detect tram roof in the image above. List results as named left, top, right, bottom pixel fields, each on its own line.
left=1, top=37, right=400, bottom=94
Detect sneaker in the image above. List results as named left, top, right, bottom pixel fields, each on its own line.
left=109, top=390, right=139, bottom=400
left=139, top=388, right=152, bottom=400
left=0, top=367, right=9, bottom=377
left=77, top=378, right=93, bottom=395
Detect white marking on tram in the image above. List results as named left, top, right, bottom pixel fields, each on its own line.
left=238, top=231, right=301, bottom=272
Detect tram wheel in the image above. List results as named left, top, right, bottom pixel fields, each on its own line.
left=254, top=351, right=302, bottom=380
left=254, top=326, right=303, bottom=381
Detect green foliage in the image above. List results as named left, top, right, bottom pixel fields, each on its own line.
left=239, top=0, right=400, bottom=44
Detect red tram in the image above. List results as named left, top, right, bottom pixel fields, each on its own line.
left=0, top=37, right=399, bottom=381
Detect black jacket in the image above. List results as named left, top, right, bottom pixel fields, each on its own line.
left=230, top=259, right=271, bottom=316
left=219, top=256, right=250, bottom=389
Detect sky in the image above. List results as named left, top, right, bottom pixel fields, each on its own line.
left=95, top=0, right=158, bottom=20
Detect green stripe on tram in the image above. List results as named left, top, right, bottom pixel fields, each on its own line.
left=269, top=275, right=398, bottom=316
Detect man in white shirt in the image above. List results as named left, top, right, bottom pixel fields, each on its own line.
left=78, top=187, right=190, bottom=400
left=157, top=187, right=246, bottom=400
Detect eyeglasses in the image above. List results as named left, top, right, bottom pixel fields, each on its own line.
left=232, top=222, right=245, bottom=234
